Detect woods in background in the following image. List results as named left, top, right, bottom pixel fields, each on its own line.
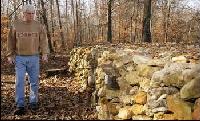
left=1, top=0, right=200, bottom=53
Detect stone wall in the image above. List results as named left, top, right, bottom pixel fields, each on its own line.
left=68, top=43, right=200, bottom=120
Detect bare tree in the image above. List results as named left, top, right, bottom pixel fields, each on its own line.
left=50, top=0, right=54, bottom=34
left=134, top=0, right=139, bottom=43
left=143, top=0, right=152, bottom=43
left=163, top=0, right=171, bottom=43
left=55, top=0, right=65, bottom=47
left=71, top=0, right=76, bottom=47
left=107, top=0, right=113, bottom=43
left=41, top=0, right=53, bottom=52
left=65, top=0, right=69, bottom=46
left=13, top=0, right=18, bottom=20
left=75, top=0, right=81, bottom=46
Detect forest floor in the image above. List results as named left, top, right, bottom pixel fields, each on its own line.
left=1, top=42, right=200, bottom=120
left=1, top=51, right=98, bottom=120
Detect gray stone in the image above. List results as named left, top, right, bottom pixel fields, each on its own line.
left=129, top=86, right=139, bottom=95
left=132, top=55, right=152, bottom=65
left=152, top=107, right=168, bottom=113
left=151, top=63, right=197, bottom=88
left=157, top=94, right=167, bottom=101
left=171, top=55, right=188, bottom=63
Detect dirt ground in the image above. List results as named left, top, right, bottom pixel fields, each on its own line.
left=1, top=52, right=97, bottom=120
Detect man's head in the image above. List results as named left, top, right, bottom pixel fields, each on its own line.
left=22, top=4, right=35, bottom=22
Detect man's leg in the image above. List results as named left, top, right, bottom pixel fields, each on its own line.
left=15, top=56, right=26, bottom=107
left=27, top=55, right=39, bottom=109
left=15, top=56, right=26, bottom=115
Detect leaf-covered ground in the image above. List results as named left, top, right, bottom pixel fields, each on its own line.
left=1, top=52, right=98, bottom=120
left=1, top=42, right=200, bottom=120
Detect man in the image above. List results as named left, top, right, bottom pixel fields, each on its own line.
left=7, top=4, right=49, bottom=115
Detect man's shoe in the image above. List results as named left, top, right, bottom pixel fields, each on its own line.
left=14, top=107, right=25, bottom=115
left=29, top=103, right=39, bottom=111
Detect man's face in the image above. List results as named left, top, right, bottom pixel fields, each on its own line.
left=24, top=11, right=35, bottom=22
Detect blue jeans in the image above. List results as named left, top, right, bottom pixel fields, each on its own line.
left=15, top=55, right=39, bottom=108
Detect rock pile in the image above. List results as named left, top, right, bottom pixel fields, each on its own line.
left=68, top=43, right=200, bottom=120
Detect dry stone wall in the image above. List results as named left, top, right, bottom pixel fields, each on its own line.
left=68, top=43, right=200, bottom=120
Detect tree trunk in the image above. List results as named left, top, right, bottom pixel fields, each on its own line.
left=71, top=0, right=76, bottom=47
left=134, top=0, right=139, bottom=43
left=65, top=0, right=68, bottom=48
left=13, top=0, right=18, bottom=20
left=186, top=21, right=192, bottom=44
left=118, top=14, right=121, bottom=42
left=55, top=0, right=65, bottom=47
left=164, top=0, right=171, bottom=43
left=50, top=0, right=56, bottom=49
left=50, top=0, right=54, bottom=33
left=7, top=0, right=10, bottom=28
left=75, top=0, right=80, bottom=46
left=130, top=16, right=133, bottom=43
left=37, top=0, right=43, bottom=22
left=107, top=0, right=113, bottom=43
left=94, top=0, right=100, bottom=41
left=41, top=0, right=54, bottom=52
left=142, top=0, right=152, bottom=43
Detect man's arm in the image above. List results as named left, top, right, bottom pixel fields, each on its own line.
left=7, top=25, right=16, bottom=57
left=7, top=25, right=16, bottom=64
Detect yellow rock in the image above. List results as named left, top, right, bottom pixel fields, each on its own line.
left=154, top=112, right=164, bottom=120
left=154, top=113, right=176, bottom=120
left=131, top=104, right=144, bottom=115
left=192, top=105, right=200, bottom=120
left=136, top=64, right=161, bottom=78
left=134, top=91, right=147, bottom=104
left=166, top=95, right=192, bottom=120
left=108, top=103, right=118, bottom=115
left=163, top=114, right=176, bottom=120
left=118, top=106, right=133, bottom=119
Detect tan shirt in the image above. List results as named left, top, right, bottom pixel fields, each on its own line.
left=7, top=20, right=49, bottom=57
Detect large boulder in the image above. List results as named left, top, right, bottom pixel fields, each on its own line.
left=180, top=76, right=200, bottom=99
left=132, top=55, right=152, bottom=65
left=151, top=63, right=196, bottom=88
left=136, top=64, right=161, bottom=78
left=182, top=64, right=200, bottom=82
left=166, top=95, right=192, bottom=120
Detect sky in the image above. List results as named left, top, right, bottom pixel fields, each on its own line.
left=1, top=0, right=200, bottom=16
left=59, top=0, right=200, bottom=11
left=182, top=0, right=200, bottom=10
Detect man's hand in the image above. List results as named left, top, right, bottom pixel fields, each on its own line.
left=8, top=56, right=15, bottom=64
left=42, top=54, right=48, bottom=62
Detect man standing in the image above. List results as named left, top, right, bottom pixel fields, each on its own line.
left=7, top=4, right=49, bottom=115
